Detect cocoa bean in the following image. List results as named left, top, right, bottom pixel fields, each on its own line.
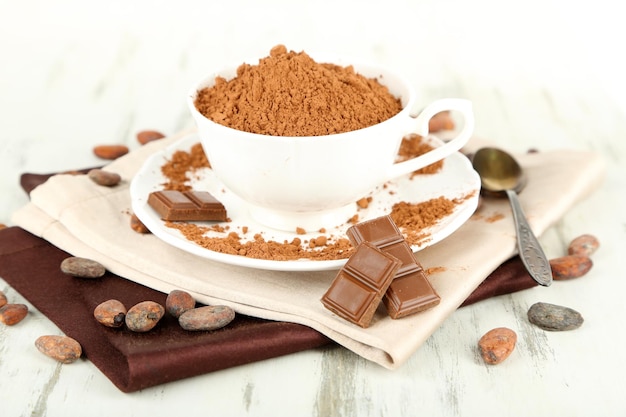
left=60, top=257, right=106, bottom=278
left=428, top=111, right=455, bottom=132
left=478, top=327, right=517, bottom=365
left=178, top=305, right=235, bottom=331
left=94, top=299, right=127, bottom=328
left=136, top=130, right=165, bottom=145
left=93, top=144, right=129, bottom=160
left=166, top=290, right=196, bottom=318
left=527, top=302, right=584, bottom=331
left=0, top=290, right=7, bottom=308
left=88, top=168, right=121, bottom=187
left=125, top=301, right=165, bottom=332
left=35, top=335, right=82, bottom=364
left=550, top=255, right=592, bottom=280
left=568, top=234, right=600, bottom=257
left=0, top=303, right=28, bottom=326
left=130, top=213, right=151, bottom=234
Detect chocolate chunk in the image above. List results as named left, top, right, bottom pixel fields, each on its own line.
left=347, top=214, right=404, bottom=248
left=148, top=190, right=227, bottom=221
left=383, top=269, right=441, bottom=319
left=321, top=242, right=401, bottom=328
left=346, top=215, right=440, bottom=319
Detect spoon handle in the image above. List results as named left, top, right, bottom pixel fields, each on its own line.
left=505, top=189, right=553, bottom=286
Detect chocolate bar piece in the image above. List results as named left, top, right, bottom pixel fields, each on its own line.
left=346, top=215, right=440, bottom=319
left=383, top=270, right=441, bottom=319
left=148, top=190, right=227, bottom=221
left=321, top=242, right=401, bottom=328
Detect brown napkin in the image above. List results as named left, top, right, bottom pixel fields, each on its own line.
left=1, top=166, right=538, bottom=392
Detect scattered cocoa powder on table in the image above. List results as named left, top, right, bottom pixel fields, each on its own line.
left=194, top=44, right=403, bottom=137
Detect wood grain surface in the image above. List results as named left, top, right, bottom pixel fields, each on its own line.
left=1, top=1, right=624, bottom=416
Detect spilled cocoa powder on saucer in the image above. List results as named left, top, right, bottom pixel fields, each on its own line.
left=157, top=136, right=467, bottom=262
left=160, top=142, right=209, bottom=191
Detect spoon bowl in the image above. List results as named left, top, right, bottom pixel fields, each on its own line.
left=472, top=147, right=552, bottom=287
left=472, top=147, right=526, bottom=195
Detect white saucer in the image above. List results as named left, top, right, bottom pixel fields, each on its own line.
left=130, top=133, right=480, bottom=271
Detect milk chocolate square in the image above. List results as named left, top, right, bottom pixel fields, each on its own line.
left=383, top=270, right=441, bottom=319
left=321, top=242, right=401, bottom=328
left=148, top=190, right=227, bottom=221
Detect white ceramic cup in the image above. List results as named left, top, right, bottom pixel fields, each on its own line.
left=188, top=62, right=474, bottom=232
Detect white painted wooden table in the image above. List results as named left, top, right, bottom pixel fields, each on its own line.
left=1, top=1, right=625, bottom=415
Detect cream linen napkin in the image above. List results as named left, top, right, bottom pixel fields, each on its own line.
left=12, top=129, right=606, bottom=369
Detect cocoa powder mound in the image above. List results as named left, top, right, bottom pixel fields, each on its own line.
left=161, top=143, right=210, bottom=191
left=194, top=45, right=403, bottom=137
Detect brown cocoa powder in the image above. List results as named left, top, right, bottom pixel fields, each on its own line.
left=390, top=196, right=462, bottom=246
left=397, top=133, right=443, bottom=176
left=168, top=224, right=355, bottom=261
left=486, top=212, right=505, bottom=223
left=161, top=143, right=210, bottom=191
left=426, top=266, right=447, bottom=275
left=194, top=45, right=403, bottom=137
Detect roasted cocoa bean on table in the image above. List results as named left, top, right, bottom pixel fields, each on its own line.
left=478, top=327, right=517, bottom=365
left=35, top=335, right=82, bottom=364
left=136, top=130, right=165, bottom=145
left=568, top=234, right=600, bottom=257
left=527, top=302, right=584, bottom=331
left=550, top=255, right=593, bottom=280
left=93, top=144, right=129, bottom=160
left=0, top=303, right=28, bottom=326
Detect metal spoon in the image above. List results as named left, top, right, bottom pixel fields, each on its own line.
left=472, top=147, right=552, bottom=287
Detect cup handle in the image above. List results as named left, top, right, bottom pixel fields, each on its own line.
left=386, top=98, right=474, bottom=180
